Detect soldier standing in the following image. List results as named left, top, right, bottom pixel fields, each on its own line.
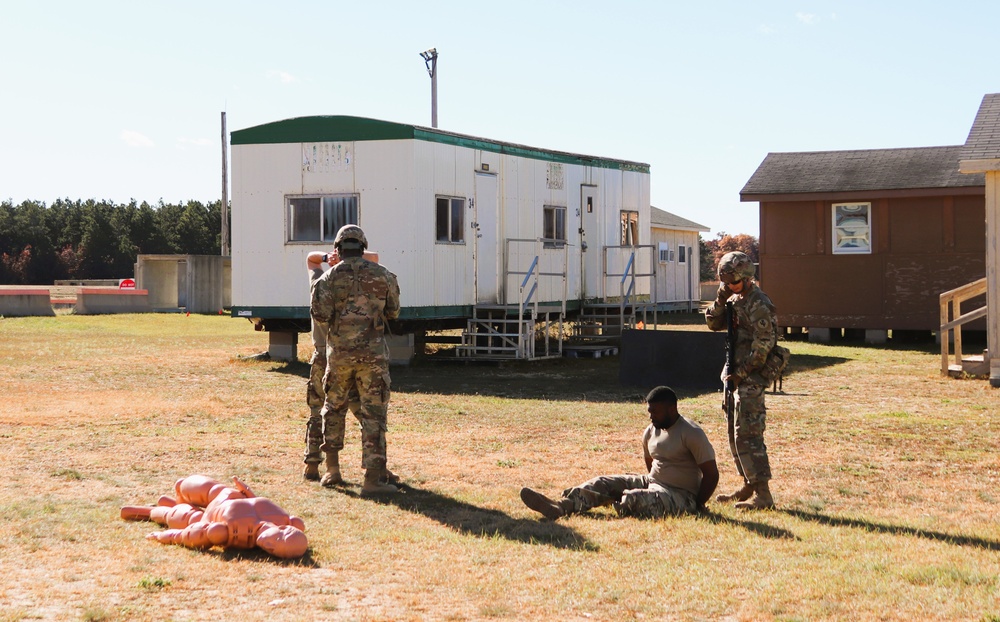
left=302, top=250, right=330, bottom=482
left=705, top=251, right=778, bottom=510
left=310, top=225, right=400, bottom=495
left=304, top=250, right=356, bottom=483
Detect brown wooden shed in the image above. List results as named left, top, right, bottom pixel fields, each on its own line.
left=741, top=145, right=985, bottom=341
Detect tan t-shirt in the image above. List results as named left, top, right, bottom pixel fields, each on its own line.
left=643, top=416, right=716, bottom=496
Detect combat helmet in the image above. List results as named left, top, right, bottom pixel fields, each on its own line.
left=717, top=251, right=755, bottom=283
left=334, top=225, right=368, bottom=250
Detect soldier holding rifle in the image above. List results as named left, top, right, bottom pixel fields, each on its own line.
left=705, top=251, right=786, bottom=510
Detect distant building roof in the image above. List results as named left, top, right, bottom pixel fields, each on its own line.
left=741, top=145, right=984, bottom=201
left=961, top=93, right=1000, bottom=162
left=650, top=206, right=709, bottom=232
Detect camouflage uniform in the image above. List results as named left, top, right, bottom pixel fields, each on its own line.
left=303, top=265, right=362, bottom=466
left=310, top=256, right=400, bottom=473
left=562, top=474, right=697, bottom=518
left=560, top=417, right=714, bottom=518
left=705, top=280, right=777, bottom=485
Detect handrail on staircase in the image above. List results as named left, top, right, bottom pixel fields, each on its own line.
left=500, top=237, right=571, bottom=359
left=520, top=256, right=539, bottom=306
left=620, top=251, right=636, bottom=328
left=601, top=244, right=657, bottom=331
left=939, top=277, right=987, bottom=376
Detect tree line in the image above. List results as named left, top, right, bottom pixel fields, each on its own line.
left=1, top=197, right=755, bottom=287
left=0, top=199, right=227, bottom=285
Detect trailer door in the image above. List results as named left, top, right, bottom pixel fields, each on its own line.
left=475, top=171, right=499, bottom=303
left=580, top=184, right=600, bottom=299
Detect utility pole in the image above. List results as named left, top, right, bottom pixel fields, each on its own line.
left=221, top=111, right=229, bottom=256
left=419, top=48, right=438, bottom=128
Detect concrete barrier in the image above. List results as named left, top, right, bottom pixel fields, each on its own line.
left=0, top=288, right=55, bottom=316
left=75, top=288, right=151, bottom=315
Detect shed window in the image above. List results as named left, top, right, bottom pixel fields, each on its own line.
left=678, top=244, right=687, bottom=264
left=287, top=195, right=359, bottom=243
left=658, top=242, right=670, bottom=263
left=543, top=205, right=566, bottom=246
left=436, top=196, right=465, bottom=243
left=620, top=211, right=639, bottom=246
left=832, top=202, right=872, bottom=254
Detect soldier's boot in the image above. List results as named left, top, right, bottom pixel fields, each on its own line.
left=735, top=481, right=775, bottom=510
left=361, top=469, right=398, bottom=495
left=382, top=469, right=401, bottom=485
left=520, top=487, right=574, bottom=520
left=303, top=462, right=320, bottom=481
left=716, top=482, right=754, bottom=503
left=319, top=452, right=343, bottom=488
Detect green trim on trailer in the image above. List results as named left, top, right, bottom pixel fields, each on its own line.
left=231, top=117, right=414, bottom=145
left=231, top=304, right=476, bottom=321
left=231, top=116, right=649, bottom=173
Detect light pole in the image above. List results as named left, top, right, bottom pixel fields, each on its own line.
left=419, top=48, right=438, bottom=128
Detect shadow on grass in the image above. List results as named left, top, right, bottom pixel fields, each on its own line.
left=218, top=547, right=322, bottom=567
left=785, top=352, right=850, bottom=375
left=780, top=508, right=1000, bottom=551
left=347, top=484, right=598, bottom=551
left=262, top=348, right=849, bottom=403
left=699, top=510, right=800, bottom=540
left=577, top=507, right=798, bottom=539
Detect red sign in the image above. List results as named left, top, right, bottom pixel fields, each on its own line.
left=119, top=278, right=136, bottom=290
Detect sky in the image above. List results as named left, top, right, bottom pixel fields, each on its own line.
left=3, top=1, right=999, bottom=238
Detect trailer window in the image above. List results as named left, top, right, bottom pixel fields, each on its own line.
left=832, top=202, right=871, bottom=254
left=658, top=242, right=672, bottom=263
left=620, top=211, right=639, bottom=246
left=287, top=195, right=359, bottom=243
left=543, top=205, right=566, bottom=247
left=436, top=196, right=465, bottom=243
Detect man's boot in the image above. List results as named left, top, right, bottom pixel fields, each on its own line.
left=520, top=487, right=574, bottom=520
left=716, top=482, right=753, bottom=503
left=735, top=481, right=775, bottom=510
left=303, top=462, right=320, bottom=481
left=320, top=452, right=342, bottom=488
left=381, top=469, right=401, bottom=485
left=361, top=469, right=398, bottom=495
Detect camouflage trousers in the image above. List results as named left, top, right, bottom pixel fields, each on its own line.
left=725, top=380, right=772, bottom=484
left=562, top=474, right=697, bottom=518
left=303, top=349, right=361, bottom=465
left=320, top=359, right=391, bottom=472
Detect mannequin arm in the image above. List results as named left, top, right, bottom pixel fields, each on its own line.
left=232, top=476, right=255, bottom=498
left=147, top=522, right=228, bottom=550
left=122, top=503, right=203, bottom=527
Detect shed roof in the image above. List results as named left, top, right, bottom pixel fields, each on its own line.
left=961, top=93, right=1000, bottom=161
left=231, top=115, right=650, bottom=173
left=650, top=206, right=709, bottom=232
left=741, top=145, right=984, bottom=201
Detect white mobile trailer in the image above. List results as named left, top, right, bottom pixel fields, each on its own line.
left=230, top=116, right=651, bottom=357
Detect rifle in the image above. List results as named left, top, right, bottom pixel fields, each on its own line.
left=724, top=300, right=736, bottom=428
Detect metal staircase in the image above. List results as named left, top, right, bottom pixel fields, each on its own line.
left=455, top=239, right=567, bottom=361
left=573, top=301, right=657, bottom=340
left=454, top=241, right=658, bottom=360
left=574, top=245, right=658, bottom=341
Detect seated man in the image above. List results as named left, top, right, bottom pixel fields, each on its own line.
left=520, top=386, right=719, bottom=519
left=122, top=475, right=308, bottom=559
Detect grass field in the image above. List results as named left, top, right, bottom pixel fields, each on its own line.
left=0, top=313, right=998, bottom=621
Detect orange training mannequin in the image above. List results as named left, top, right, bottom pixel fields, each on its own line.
left=122, top=475, right=307, bottom=559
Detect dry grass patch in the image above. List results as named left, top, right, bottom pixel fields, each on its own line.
left=0, top=314, right=998, bottom=621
